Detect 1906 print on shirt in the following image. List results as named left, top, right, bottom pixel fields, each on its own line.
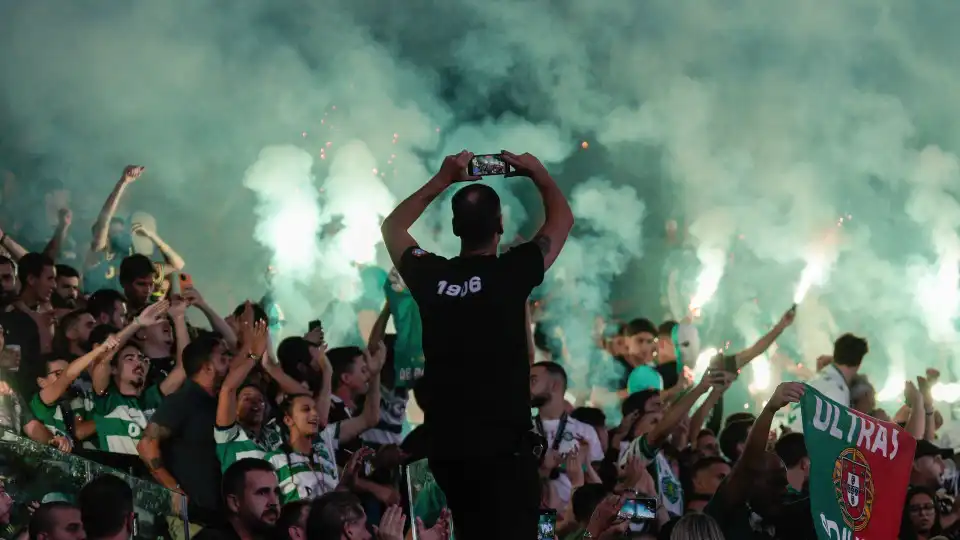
left=435, top=276, right=483, bottom=297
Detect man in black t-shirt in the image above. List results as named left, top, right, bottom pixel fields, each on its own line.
left=381, top=150, right=573, bottom=540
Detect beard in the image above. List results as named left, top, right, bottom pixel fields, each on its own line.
left=242, top=510, right=277, bottom=536
left=530, top=393, right=549, bottom=407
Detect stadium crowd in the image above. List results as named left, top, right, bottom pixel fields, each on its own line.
left=0, top=155, right=953, bottom=540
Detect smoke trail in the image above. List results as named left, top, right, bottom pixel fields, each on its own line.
left=243, top=145, right=322, bottom=333
left=906, top=146, right=960, bottom=343
left=547, top=178, right=645, bottom=392
left=7, top=0, right=960, bottom=408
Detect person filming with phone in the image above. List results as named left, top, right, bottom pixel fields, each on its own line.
left=380, top=150, right=573, bottom=539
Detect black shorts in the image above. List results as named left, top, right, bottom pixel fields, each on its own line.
left=428, top=453, right=540, bottom=540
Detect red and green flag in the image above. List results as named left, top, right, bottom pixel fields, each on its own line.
left=800, top=384, right=915, bottom=540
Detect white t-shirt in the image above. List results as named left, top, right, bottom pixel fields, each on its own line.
left=538, top=415, right=604, bottom=507
left=787, top=364, right=850, bottom=432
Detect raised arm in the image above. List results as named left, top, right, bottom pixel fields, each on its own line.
left=380, top=152, right=477, bottom=267
left=735, top=306, right=795, bottom=369
left=91, top=300, right=171, bottom=395
left=217, top=314, right=269, bottom=427
left=501, top=151, right=573, bottom=271
left=42, top=210, right=72, bottom=261
left=367, top=302, right=390, bottom=348
left=158, top=299, right=189, bottom=396
left=90, top=166, right=142, bottom=254
left=645, top=372, right=731, bottom=450
left=38, top=337, right=118, bottom=406
left=183, top=287, right=237, bottom=349
left=718, top=382, right=804, bottom=509
left=338, top=343, right=384, bottom=443
left=132, top=224, right=185, bottom=274
left=688, top=382, right=728, bottom=448
left=0, top=226, right=28, bottom=261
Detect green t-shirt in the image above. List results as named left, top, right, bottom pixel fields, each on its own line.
left=266, top=423, right=340, bottom=504
left=93, top=384, right=164, bottom=455
left=215, top=419, right=284, bottom=473
left=28, top=393, right=68, bottom=439
left=384, top=272, right=424, bottom=388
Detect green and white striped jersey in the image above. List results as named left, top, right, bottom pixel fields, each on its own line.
left=28, top=394, right=68, bottom=439
left=266, top=423, right=340, bottom=504
left=215, top=419, right=284, bottom=472
left=94, top=384, right=164, bottom=455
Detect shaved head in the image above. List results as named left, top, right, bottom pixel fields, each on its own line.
left=451, top=184, right=502, bottom=247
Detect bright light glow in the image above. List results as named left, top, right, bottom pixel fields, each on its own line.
left=914, top=253, right=960, bottom=342
left=689, top=248, right=725, bottom=314
left=244, top=146, right=321, bottom=277
left=932, top=383, right=960, bottom=404
left=877, top=374, right=906, bottom=402
left=564, top=391, right=578, bottom=406
left=319, top=141, right=397, bottom=265
left=694, top=347, right=717, bottom=378
left=793, top=256, right=827, bottom=304
left=748, top=355, right=771, bottom=394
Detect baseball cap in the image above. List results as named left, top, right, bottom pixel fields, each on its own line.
left=915, top=439, right=954, bottom=460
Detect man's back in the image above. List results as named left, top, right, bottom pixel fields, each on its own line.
left=399, top=243, right=544, bottom=457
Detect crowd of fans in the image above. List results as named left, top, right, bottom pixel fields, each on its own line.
left=0, top=157, right=955, bottom=540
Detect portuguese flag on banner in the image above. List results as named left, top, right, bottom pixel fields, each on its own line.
left=800, top=385, right=916, bottom=540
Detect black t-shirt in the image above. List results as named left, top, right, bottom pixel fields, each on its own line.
left=147, top=356, right=175, bottom=387
left=151, top=379, right=221, bottom=521
left=398, top=243, right=545, bottom=458
left=0, top=308, right=42, bottom=395
left=656, top=361, right=679, bottom=390
left=328, top=396, right=358, bottom=466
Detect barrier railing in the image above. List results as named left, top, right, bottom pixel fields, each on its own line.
left=0, top=429, right=189, bottom=540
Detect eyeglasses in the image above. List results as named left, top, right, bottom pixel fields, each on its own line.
left=909, top=503, right=936, bottom=514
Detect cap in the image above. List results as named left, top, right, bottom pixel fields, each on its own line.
left=915, top=439, right=954, bottom=460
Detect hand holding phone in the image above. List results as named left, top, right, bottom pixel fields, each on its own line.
left=468, top=154, right=510, bottom=176
left=537, top=509, right=557, bottom=540
left=178, top=273, right=194, bottom=291
left=619, top=497, right=658, bottom=522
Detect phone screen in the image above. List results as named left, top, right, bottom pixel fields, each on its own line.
left=620, top=497, right=657, bottom=522
left=179, top=273, right=194, bottom=291
left=469, top=154, right=508, bottom=176
left=537, top=509, right=557, bottom=540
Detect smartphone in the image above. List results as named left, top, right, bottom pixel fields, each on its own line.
left=537, top=509, right=557, bottom=540
left=468, top=154, right=509, bottom=176
left=178, top=273, right=194, bottom=291
left=722, top=354, right=739, bottom=374
left=619, top=497, right=657, bottom=522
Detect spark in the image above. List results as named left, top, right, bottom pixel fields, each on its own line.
left=372, top=168, right=378, bottom=174
left=325, top=142, right=332, bottom=148
left=301, top=131, right=308, bottom=138
left=581, top=141, right=589, bottom=149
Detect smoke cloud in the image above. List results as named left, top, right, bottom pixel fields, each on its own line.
left=3, top=0, right=960, bottom=401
